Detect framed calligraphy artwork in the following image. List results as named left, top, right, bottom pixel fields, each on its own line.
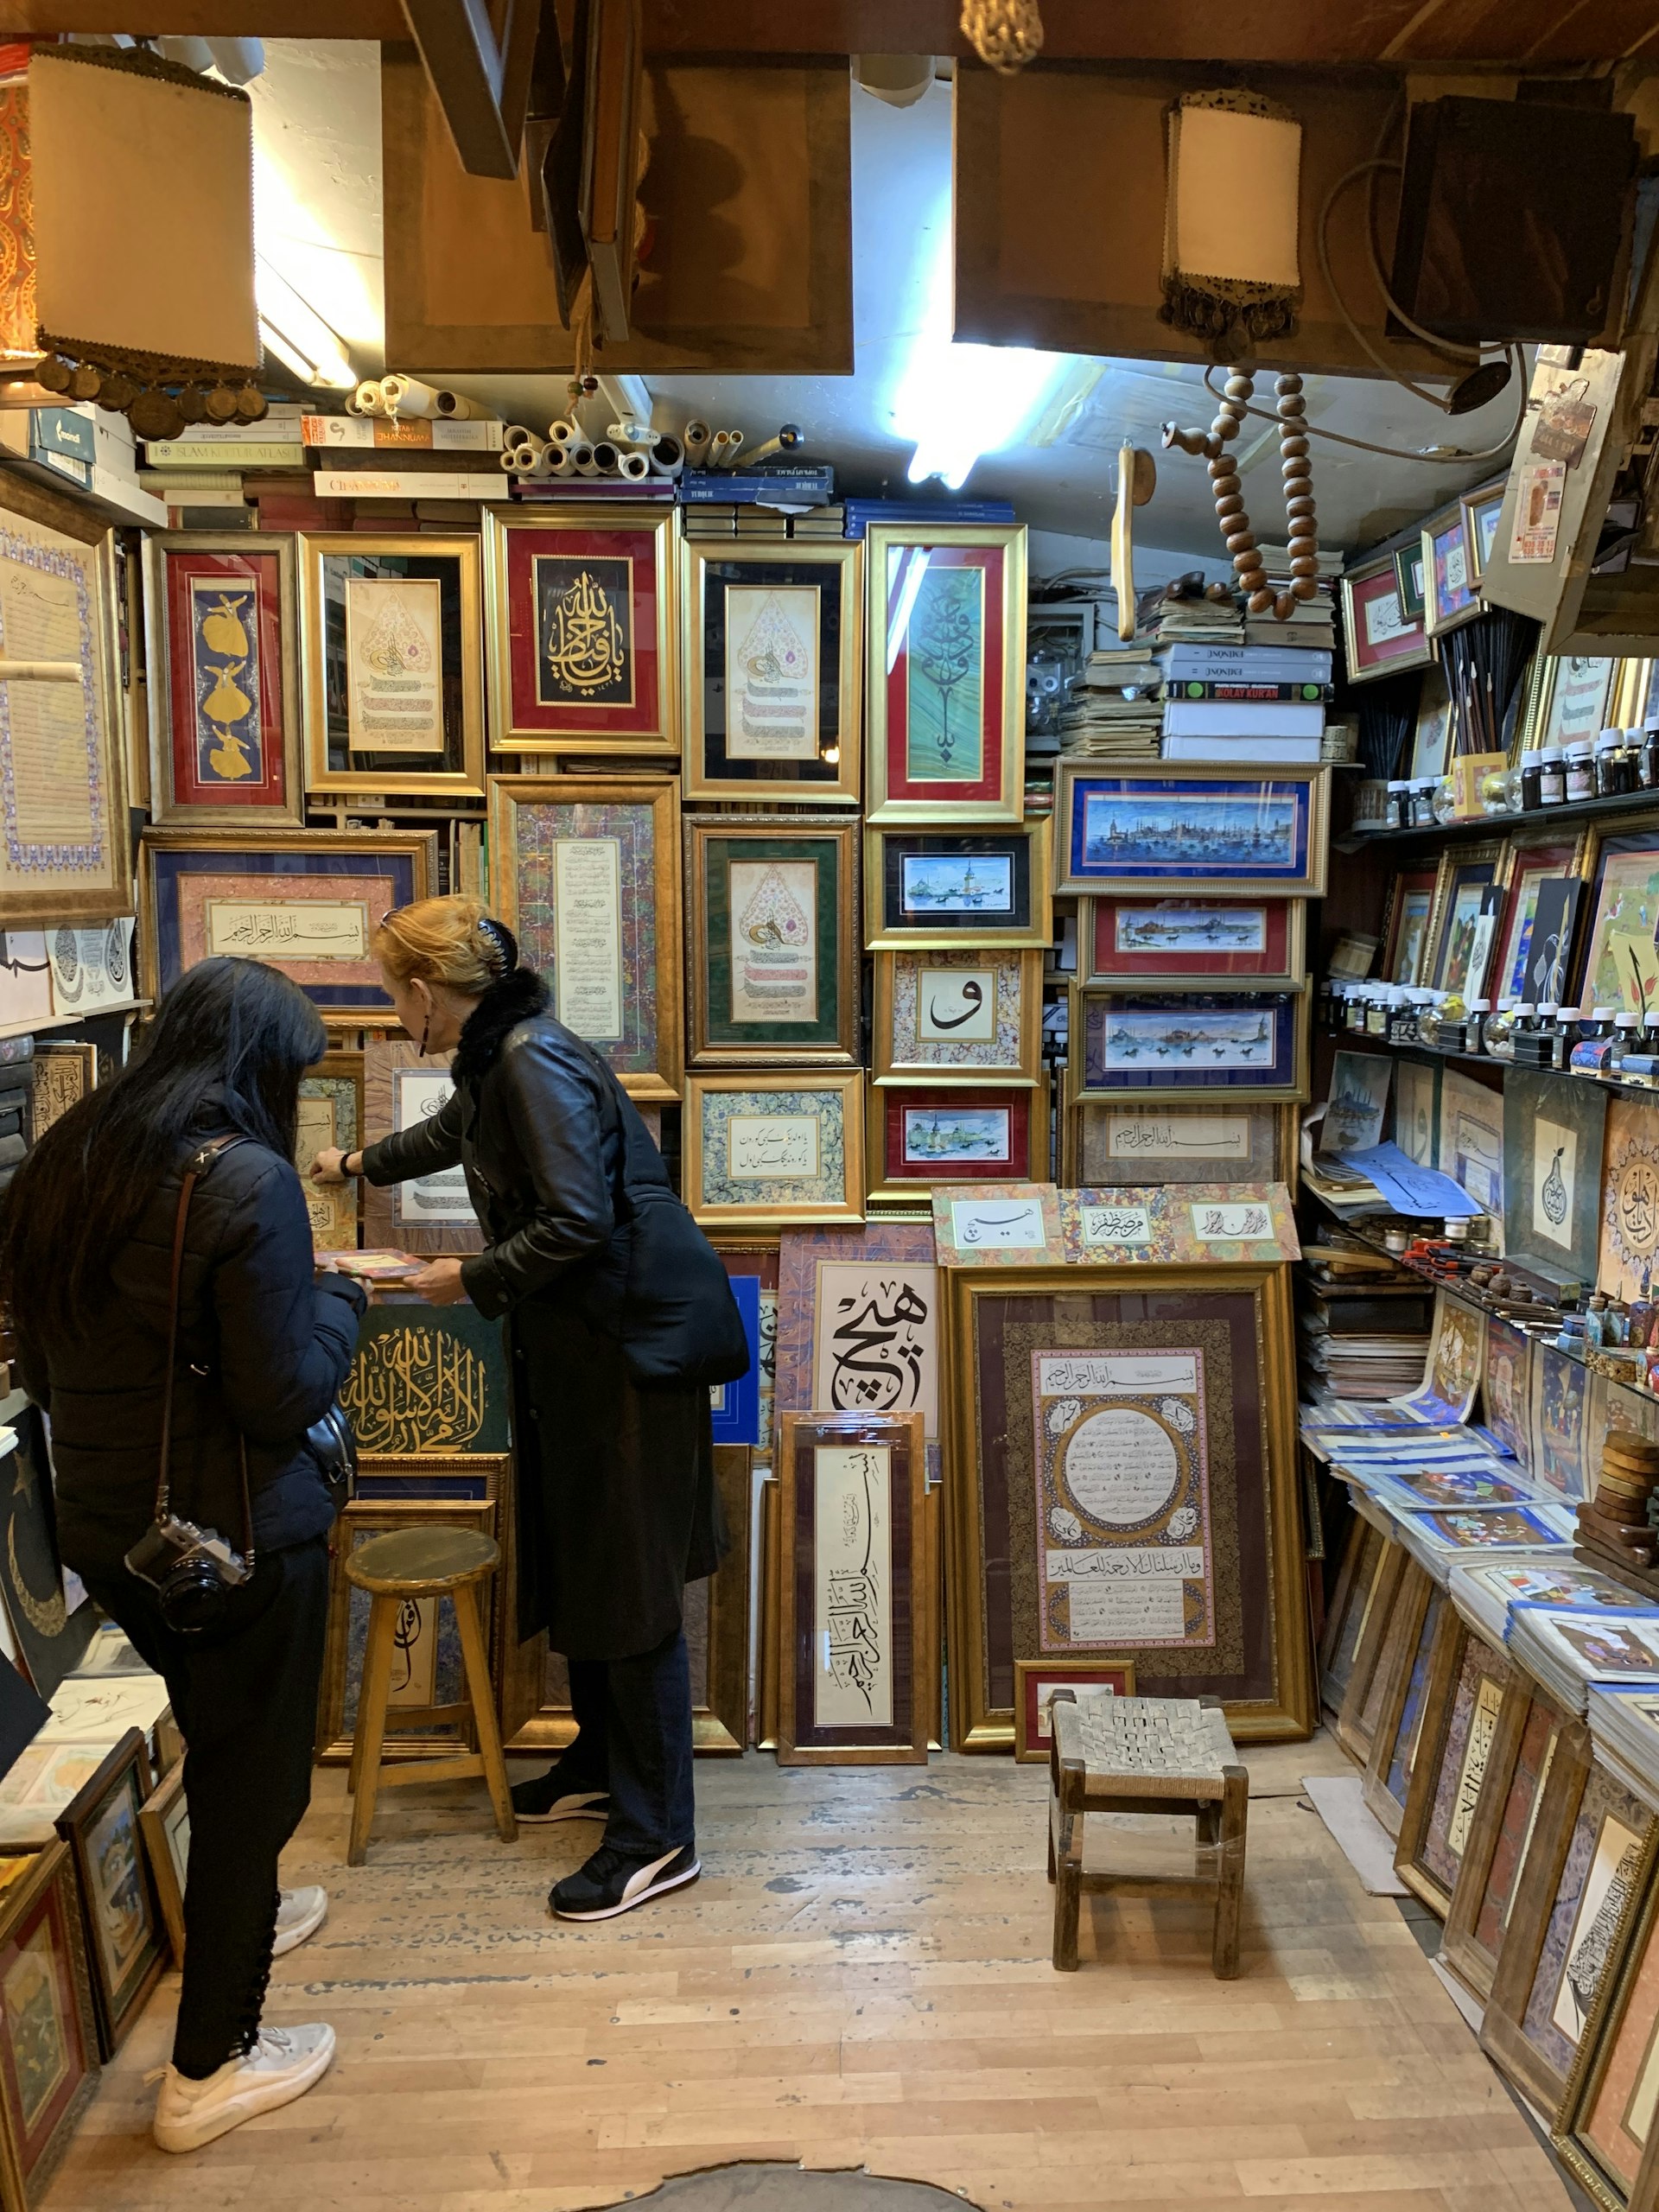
left=1054, top=766, right=1330, bottom=899
left=0, top=482, right=129, bottom=924
left=865, top=824, right=1052, bottom=950
left=45, top=917, right=133, bottom=1022
left=776, top=1223, right=941, bottom=1459
left=1011, top=1657, right=1136, bottom=1762
left=297, top=534, right=486, bottom=798
left=1071, top=989, right=1307, bottom=1103
left=1502, top=1068, right=1606, bottom=1291
left=685, top=814, right=859, bottom=1068
left=873, top=947, right=1042, bottom=1085
left=141, top=827, right=435, bottom=1023
left=864, top=522, right=1027, bottom=824
left=1395, top=1611, right=1513, bottom=1918
left=483, top=505, right=677, bottom=756
left=1057, top=1184, right=1299, bottom=1268
left=1338, top=547, right=1433, bottom=683
left=944, top=1262, right=1312, bottom=1748
left=1533, top=655, right=1621, bottom=755
left=774, top=1411, right=930, bottom=1764
left=1599, top=1096, right=1659, bottom=1303
left=0, top=1840, right=100, bottom=2204
left=339, top=1302, right=510, bottom=1456
left=931, top=1180, right=1063, bottom=1268
left=488, top=775, right=681, bottom=1100
left=296, top=1049, right=362, bottom=1254
left=1560, top=1838, right=1659, bottom=2207
left=361, top=1039, right=482, bottom=1257
left=54, top=1730, right=165, bottom=2058
left=1082, top=895, right=1305, bottom=988
left=29, top=1041, right=96, bottom=1147
left=867, top=1084, right=1047, bottom=1205
left=144, top=532, right=302, bottom=825
left=1442, top=1681, right=1569, bottom=2006
left=1067, top=1101, right=1294, bottom=1190
left=682, top=540, right=861, bottom=805
left=683, top=1072, right=864, bottom=1230
left=0, top=1400, right=97, bottom=1699
left=1422, top=500, right=1481, bottom=639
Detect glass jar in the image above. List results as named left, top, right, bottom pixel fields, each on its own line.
left=1615, top=732, right=1641, bottom=796
left=1520, top=752, right=1545, bottom=811
left=1343, top=986, right=1368, bottom=1033
left=1566, top=741, right=1596, bottom=803
left=1465, top=998, right=1491, bottom=1054
left=1387, top=988, right=1416, bottom=1046
left=1571, top=1007, right=1619, bottom=1075
left=1386, top=779, right=1409, bottom=830
left=1484, top=1001, right=1523, bottom=1060
left=1423, top=990, right=1471, bottom=1052
left=1597, top=728, right=1626, bottom=798
left=1433, top=773, right=1458, bottom=824
left=1539, top=747, right=1567, bottom=804
left=1364, top=988, right=1389, bottom=1039
left=1409, top=777, right=1438, bottom=828
left=1608, top=1013, right=1642, bottom=1077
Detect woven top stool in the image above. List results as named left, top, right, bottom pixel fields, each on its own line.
left=343, top=1525, right=518, bottom=1866
left=1047, top=1688, right=1248, bottom=1977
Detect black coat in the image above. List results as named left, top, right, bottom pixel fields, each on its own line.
left=17, top=1121, right=365, bottom=1572
left=360, top=971, right=722, bottom=1662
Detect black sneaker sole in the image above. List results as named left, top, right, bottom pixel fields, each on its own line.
left=552, top=1859, right=702, bottom=1922
left=513, top=1796, right=611, bottom=1826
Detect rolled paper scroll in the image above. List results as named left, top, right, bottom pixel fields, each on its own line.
left=380, top=372, right=444, bottom=419
left=546, top=416, right=579, bottom=448
left=591, top=441, right=620, bottom=474
left=572, top=443, right=599, bottom=476
left=433, top=390, right=487, bottom=420
left=618, top=448, right=650, bottom=480
left=683, top=419, right=711, bottom=463
left=649, top=435, right=683, bottom=480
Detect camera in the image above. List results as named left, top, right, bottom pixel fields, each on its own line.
left=125, top=1513, right=251, bottom=1633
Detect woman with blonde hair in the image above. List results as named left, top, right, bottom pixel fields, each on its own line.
left=313, top=897, right=741, bottom=1920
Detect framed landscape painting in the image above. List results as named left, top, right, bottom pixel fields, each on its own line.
left=685, top=814, right=859, bottom=1067
left=864, top=825, right=1051, bottom=950
left=1054, top=766, right=1329, bottom=898
left=1082, top=895, right=1304, bottom=987
left=867, top=1084, right=1047, bottom=1204
left=1071, top=990, right=1306, bottom=1103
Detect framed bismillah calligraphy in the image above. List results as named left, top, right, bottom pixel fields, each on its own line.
left=684, top=813, right=859, bottom=1068
left=144, top=532, right=302, bottom=825
left=483, top=505, right=677, bottom=756
left=339, top=1302, right=510, bottom=1456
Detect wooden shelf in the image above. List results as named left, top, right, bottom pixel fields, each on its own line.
left=1322, top=1026, right=1659, bottom=1106
left=0, top=1000, right=148, bottom=1045
left=1347, top=784, right=1659, bottom=848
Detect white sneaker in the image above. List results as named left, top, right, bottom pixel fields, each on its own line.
left=272, top=1885, right=327, bottom=1957
left=152, top=2023, right=336, bottom=2153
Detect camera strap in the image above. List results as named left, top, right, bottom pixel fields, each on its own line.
left=155, top=1135, right=255, bottom=1568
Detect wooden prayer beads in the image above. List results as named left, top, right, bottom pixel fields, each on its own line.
left=1160, top=370, right=1321, bottom=624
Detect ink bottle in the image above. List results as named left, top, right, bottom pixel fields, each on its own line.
left=1520, top=752, right=1545, bottom=811
left=1386, top=779, right=1409, bottom=830
left=1596, top=728, right=1626, bottom=798
left=1609, top=1013, right=1642, bottom=1078
left=1465, top=998, right=1491, bottom=1055
left=1539, top=747, right=1566, bottom=805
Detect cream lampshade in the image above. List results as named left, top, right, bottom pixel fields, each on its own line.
left=1161, top=88, right=1303, bottom=356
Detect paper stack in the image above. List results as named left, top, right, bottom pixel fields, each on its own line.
left=1449, top=1558, right=1636, bottom=1645
left=1588, top=1683, right=1659, bottom=1809
left=1058, top=647, right=1163, bottom=759
left=1505, top=1599, right=1659, bottom=1716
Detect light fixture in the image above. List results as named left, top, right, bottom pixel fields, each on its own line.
left=1161, top=88, right=1303, bottom=357
left=255, top=256, right=356, bottom=389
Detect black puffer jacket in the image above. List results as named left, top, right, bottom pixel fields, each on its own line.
left=16, top=1112, right=365, bottom=1562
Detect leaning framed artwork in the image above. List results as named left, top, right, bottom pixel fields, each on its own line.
left=1425, top=842, right=1506, bottom=1000
left=1068, top=1100, right=1294, bottom=1189
left=54, top=1729, right=165, bottom=2058
left=361, top=1041, right=482, bottom=1256
left=1441, top=1680, right=1568, bottom=2005
left=488, top=775, right=682, bottom=1100
left=683, top=1071, right=865, bottom=1230
left=684, top=814, right=859, bottom=1068
left=143, top=531, right=302, bottom=824
left=1381, top=865, right=1440, bottom=988
left=943, top=1262, right=1313, bottom=1749
left=865, top=824, right=1052, bottom=950
left=1575, top=816, right=1659, bottom=1016
left=1560, top=1856, right=1659, bottom=2206
left=1081, top=896, right=1305, bottom=988
left=1502, top=1068, right=1606, bottom=1290
left=30, top=1040, right=97, bottom=1146
left=1395, top=1610, right=1513, bottom=1918
left=1338, top=548, right=1433, bottom=683
left=873, top=947, right=1043, bottom=1085
left=137, top=1762, right=188, bottom=1964
left=1491, top=833, right=1591, bottom=1012
left=0, top=1840, right=100, bottom=2207
left=297, top=1049, right=363, bottom=1254
left=483, top=504, right=677, bottom=756
left=1071, top=989, right=1307, bottom=1103
left=864, top=522, right=1027, bottom=824
left=1053, top=766, right=1329, bottom=899
left=1011, top=1658, right=1136, bottom=1763
left=774, top=1222, right=941, bottom=1463
left=681, top=539, right=861, bottom=805
left=867, top=1084, right=1047, bottom=1205
left=1421, top=500, right=1481, bottom=639
left=141, top=827, right=435, bottom=1023
left=297, top=534, right=486, bottom=798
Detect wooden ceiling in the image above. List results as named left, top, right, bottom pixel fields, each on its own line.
left=7, top=0, right=1659, bottom=64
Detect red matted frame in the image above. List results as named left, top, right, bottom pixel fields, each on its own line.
left=1340, top=549, right=1433, bottom=683
left=144, top=533, right=302, bottom=824
left=867, top=1082, right=1046, bottom=1203
left=483, top=505, right=677, bottom=754
left=866, top=523, right=1027, bottom=823
left=1490, top=833, right=1592, bottom=1010
left=1084, top=895, right=1305, bottom=986
left=1013, top=1657, right=1137, bottom=1762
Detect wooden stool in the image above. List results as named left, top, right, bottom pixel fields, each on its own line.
left=1047, top=1689, right=1248, bottom=1978
left=344, top=1526, right=518, bottom=1866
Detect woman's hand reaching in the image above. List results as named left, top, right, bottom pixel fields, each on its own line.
left=406, top=1256, right=467, bottom=1306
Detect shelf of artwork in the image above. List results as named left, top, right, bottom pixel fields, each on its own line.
left=0, top=1001, right=148, bottom=1045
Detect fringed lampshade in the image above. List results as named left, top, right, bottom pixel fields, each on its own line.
left=1161, top=88, right=1303, bottom=358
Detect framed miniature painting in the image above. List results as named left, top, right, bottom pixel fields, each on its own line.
left=1461, top=476, right=1506, bottom=586
left=867, top=1084, right=1047, bottom=1205
left=683, top=1072, right=864, bottom=1230
left=1012, top=1658, right=1136, bottom=1763
left=0, top=1840, right=100, bottom=2205
left=488, top=775, right=681, bottom=1100
left=1575, top=816, right=1659, bottom=1016
left=142, top=828, right=435, bottom=1023
left=1357, top=1566, right=1438, bottom=1838
left=144, top=532, right=302, bottom=824
left=54, top=1729, right=165, bottom=2057
left=944, top=1261, right=1313, bottom=1747
left=864, top=522, right=1027, bottom=823
left=1070, top=1100, right=1294, bottom=1188
left=1053, top=766, right=1329, bottom=898
left=1425, top=843, right=1506, bottom=998
left=1422, top=501, right=1481, bottom=639
left=1395, top=1611, right=1513, bottom=1917
left=682, top=539, right=861, bottom=805
left=296, top=1049, right=362, bottom=1254
left=1381, top=865, right=1440, bottom=988
left=1338, top=549, right=1433, bottom=683
left=1081, top=896, right=1304, bottom=987
left=483, top=505, right=677, bottom=755
left=137, top=1762, right=188, bottom=1962
left=297, top=534, right=486, bottom=798
left=873, top=948, right=1042, bottom=1085
left=362, top=1040, right=482, bottom=1256
left=1071, top=990, right=1306, bottom=1103
left=1491, top=833, right=1591, bottom=1011
left=774, top=1410, right=930, bottom=1764
left=865, top=825, right=1051, bottom=950
left=685, top=814, right=859, bottom=1068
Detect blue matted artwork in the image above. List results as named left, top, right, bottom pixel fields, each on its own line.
left=1063, top=774, right=1317, bottom=889
left=709, top=1272, right=761, bottom=1446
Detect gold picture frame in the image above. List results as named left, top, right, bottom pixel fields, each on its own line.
left=865, top=1082, right=1049, bottom=1206
left=873, top=947, right=1043, bottom=1086
left=1068, top=986, right=1310, bottom=1108
left=683, top=1071, right=865, bottom=1230
left=863, top=823, right=1052, bottom=950
left=361, top=1039, right=483, bottom=1256
left=137, top=1761, right=188, bottom=1963
left=298, top=1047, right=363, bottom=1254
left=1012, top=1657, right=1137, bottom=1763
left=684, top=812, right=860, bottom=1068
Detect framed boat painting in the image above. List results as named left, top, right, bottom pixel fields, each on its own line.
left=1053, top=766, right=1329, bottom=898
left=867, top=1084, right=1047, bottom=1204
left=144, top=532, right=302, bottom=825
left=683, top=1072, right=865, bottom=1230
left=1081, top=895, right=1304, bottom=988
left=1422, top=500, right=1481, bottom=639
left=865, top=824, right=1052, bottom=950
left=873, top=947, right=1043, bottom=1085
left=1071, top=989, right=1307, bottom=1103
left=682, top=540, right=861, bottom=805
left=488, top=775, right=682, bottom=1100
left=684, top=814, right=859, bottom=1068
left=1339, top=548, right=1433, bottom=683
left=54, top=1730, right=165, bottom=2058
left=483, top=505, right=677, bottom=756
left=0, top=1840, right=99, bottom=2207
left=141, top=827, right=435, bottom=1023
left=865, top=522, right=1026, bottom=823
left=297, top=534, right=486, bottom=798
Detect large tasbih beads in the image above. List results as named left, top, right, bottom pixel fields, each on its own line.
left=1161, top=369, right=1320, bottom=623
left=1278, top=372, right=1320, bottom=615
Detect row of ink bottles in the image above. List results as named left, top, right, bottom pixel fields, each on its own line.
left=1518, top=723, right=1659, bottom=810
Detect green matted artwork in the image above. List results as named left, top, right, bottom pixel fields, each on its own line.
left=1502, top=1069, right=1607, bottom=1291
left=684, top=814, right=858, bottom=1068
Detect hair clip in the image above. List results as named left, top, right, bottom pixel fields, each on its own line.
left=477, top=916, right=518, bottom=978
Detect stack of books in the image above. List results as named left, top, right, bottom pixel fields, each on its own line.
left=1154, top=592, right=1243, bottom=647
left=1058, top=646, right=1162, bottom=759
left=1243, top=544, right=1340, bottom=653
left=1506, top=1598, right=1659, bottom=1715
left=682, top=505, right=844, bottom=541
left=1154, top=639, right=1335, bottom=766
left=1450, top=1560, right=1631, bottom=1646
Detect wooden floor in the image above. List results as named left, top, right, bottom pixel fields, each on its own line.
left=47, top=1732, right=1574, bottom=2212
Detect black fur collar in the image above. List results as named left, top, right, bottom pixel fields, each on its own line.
left=451, top=968, right=550, bottom=1087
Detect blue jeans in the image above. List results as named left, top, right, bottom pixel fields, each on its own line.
left=563, top=1627, right=695, bottom=1859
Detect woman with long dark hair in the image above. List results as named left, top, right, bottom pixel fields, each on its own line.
left=0, top=957, right=365, bottom=2153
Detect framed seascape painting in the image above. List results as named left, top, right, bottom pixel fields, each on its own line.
left=1381, top=865, right=1440, bottom=988
left=297, top=1049, right=362, bottom=1254
left=488, top=776, right=681, bottom=1100
left=0, top=1840, right=99, bottom=2208
left=1576, top=817, right=1659, bottom=1017
left=1395, top=1611, right=1513, bottom=1917
left=0, top=486, right=129, bottom=924
left=1338, top=549, right=1433, bottom=683
left=483, top=505, right=677, bottom=756
left=54, top=1730, right=164, bottom=2059
left=864, top=522, right=1027, bottom=824
left=873, top=947, right=1042, bottom=1085
left=1070, top=1101, right=1294, bottom=1189
left=144, top=532, right=302, bottom=825
left=683, top=1072, right=865, bottom=1230
left=361, top=1041, right=482, bottom=1257
left=1491, top=833, right=1591, bottom=1012
left=1422, top=500, right=1480, bottom=639
left=1081, top=895, right=1304, bottom=988
left=1053, top=766, right=1329, bottom=898
left=1012, top=1658, right=1136, bottom=1762
left=773, top=1411, right=931, bottom=1764
left=682, top=539, right=861, bottom=805
left=1071, top=990, right=1306, bottom=1103
left=297, top=534, right=486, bottom=798
left=684, top=815, right=859, bottom=1068
left=867, top=1084, right=1047, bottom=1205
left=1442, top=1685, right=1572, bottom=2005
left=1425, top=843, right=1506, bottom=999
left=864, top=825, right=1051, bottom=950
left=943, top=1261, right=1313, bottom=1748
left=142, top=827, right=435, bottom=1023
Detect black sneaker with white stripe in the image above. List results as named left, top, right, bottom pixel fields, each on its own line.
left=511, top=1766, right=612, bottom=1826
left=550, top=1843, right=701, bottom=1922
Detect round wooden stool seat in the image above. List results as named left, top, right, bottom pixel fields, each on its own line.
left=345, top=1526, right=499, bottom=1596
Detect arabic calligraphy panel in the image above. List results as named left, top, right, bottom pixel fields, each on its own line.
left=340, top=1305, right=509, bottom=1455
left=296, top=1056, right=360, bottom=1253
left=928, top=1179, right=1061, bottom=1266
left=875, top=946, right=1041, bottom=1084
left=1072, top=1102, right=1291, bottom=1187
left=690, top=818, right=857, bottom=1066
left=344, top=575, right=443, bottom=753
left=534, top=553, right=635, bottom=709
left=489, top=511, right=673, bottom=753
left=687, top=1074, right=863, bottom=1227
left=1599, top=1096, right=1659, bottom=1301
